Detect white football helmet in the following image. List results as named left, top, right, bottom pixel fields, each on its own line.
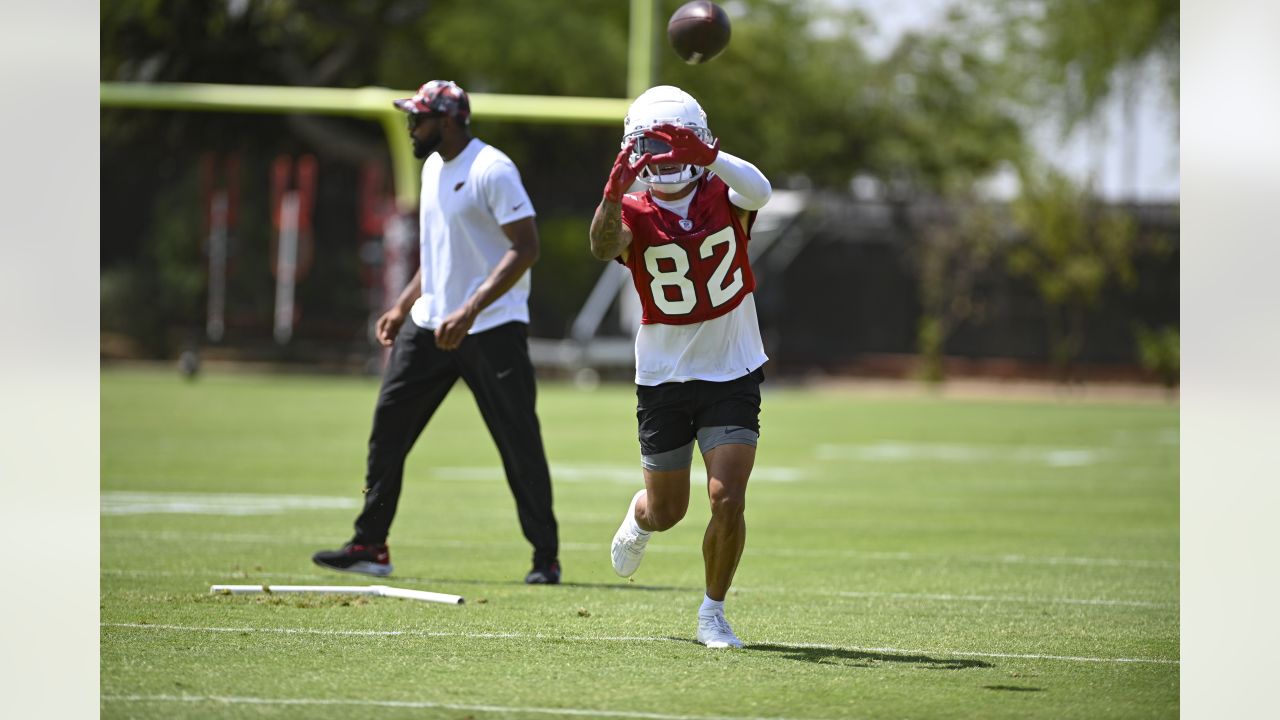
left=622, top=85, right=714, bottom=192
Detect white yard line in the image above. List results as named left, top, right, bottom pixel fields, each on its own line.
left=101, top=622, right=1179, bottom=665
left=102, top=529, right=1178, bottom=569
left=103, top=464, right=804, bottom=493
left=100, top=491, right=358, bottom=516
left=814, top=442, right=1111, bottom=467
left=99, top=568, right=1176, bottom=609
left=100, top=693, right=817, bottom=720
left=832, top=590, right=1173, bottom=609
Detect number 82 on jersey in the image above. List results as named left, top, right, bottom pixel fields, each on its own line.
left=637, top=226, right=755, bottom=324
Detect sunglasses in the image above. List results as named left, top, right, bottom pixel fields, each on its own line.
left=406, top=113, right=439, bottom=130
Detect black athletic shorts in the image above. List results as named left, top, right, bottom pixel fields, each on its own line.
left=636, top=367, right=764, bottom=457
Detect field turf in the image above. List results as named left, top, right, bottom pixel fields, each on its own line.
left=101, top=367, right=1179, bottom=719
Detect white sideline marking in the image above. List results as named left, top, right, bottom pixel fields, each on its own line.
left=101, top=622, right=1179, bottom=665
left=99, top=568, right=1176, bottom=609
left=833, top=591, right=1173, bottom=609
left=101, top=491, right=357, bottom=516
left=100, top=693, right=813, bottom=720
left=730, top=546, right=1178, bottom=569
left=815, top=442, right=1108, bottom=467
left=102, top=529, right=1178, bottom=569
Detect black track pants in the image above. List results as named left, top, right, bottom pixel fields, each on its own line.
left=352, top=321, right=558, bottom=567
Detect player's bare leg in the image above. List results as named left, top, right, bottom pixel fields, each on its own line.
left=697, top=442, right=755, bottom=648
left=637, top=468, right=691, bottom=531
left=612, top=467, right=690, bottom=577
left=702, top=444, right=753, bottom=598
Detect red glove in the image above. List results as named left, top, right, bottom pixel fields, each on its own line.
left=644, top=124, right=720, bottom=167
left=603, top=141, right=652, bottom=202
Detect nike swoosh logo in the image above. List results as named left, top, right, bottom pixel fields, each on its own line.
left=454, top=181, right=465, bottom=191
left=496, top=369, right=513, bottom=379
left=511, top=202, right=525, bottom=212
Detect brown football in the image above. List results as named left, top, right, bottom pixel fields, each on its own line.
left=667, top=1, right=731, bottom=65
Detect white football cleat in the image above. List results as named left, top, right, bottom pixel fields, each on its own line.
left=610, top=490, right=651, bottom=577
left=696, top=610, right=744, bottom=648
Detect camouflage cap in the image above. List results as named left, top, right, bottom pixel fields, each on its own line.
left=393, top=80, right=471, bottom=121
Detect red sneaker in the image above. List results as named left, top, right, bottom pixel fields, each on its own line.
left=311, top=543, right=393, bottom=577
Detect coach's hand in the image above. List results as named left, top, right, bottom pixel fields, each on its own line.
left=435, top=305, right=477, bottom=351
left=375, top=308, right=407, bottom=347
left=645, top=124, right=720, bottom=167
left=603, top=140, right=652, bottom=203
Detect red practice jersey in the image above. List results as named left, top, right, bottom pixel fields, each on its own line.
left=619, top=174, right=757, bottom=326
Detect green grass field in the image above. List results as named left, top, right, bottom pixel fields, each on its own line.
left=101, top=367, right=1179, bottom=719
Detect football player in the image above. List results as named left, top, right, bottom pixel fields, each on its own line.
left=589, top=85, right=772, bottom=648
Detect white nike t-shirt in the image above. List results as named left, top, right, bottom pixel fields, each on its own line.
left=409, top=139, right=536, bottom=333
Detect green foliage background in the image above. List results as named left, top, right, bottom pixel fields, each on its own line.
left=101, top=0, right=1178, bottom=379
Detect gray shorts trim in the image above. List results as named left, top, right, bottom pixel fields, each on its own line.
left=697, top=425, right=760, bottom=454
left=640, top=427, right=760, bottom=472
left=641, top=440, right=695, bottom=472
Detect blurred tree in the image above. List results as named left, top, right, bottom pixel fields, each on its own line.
left=102, top=0, right=1031, bottom=195
left=852, top=12, right=1026, bottom=382
left=659, top=2, right=879, bottom=188
left=100, top=0, right=1045, bottom=362
left=1134, top=323, right=1179, bottom=389
left=1007, top=167, right=1136, bottom=380
left=100, top=171, right=205, bottom=356
left=866, top=28, right=1026, bottom=196
left=936, top=0, right=1179, bottom=382
left=986, top=0, right=1179, bottom=129
left=910, top=201, right=999, bottom=383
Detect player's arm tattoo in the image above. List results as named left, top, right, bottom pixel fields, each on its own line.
left=589, top=198, right=631, bottom=261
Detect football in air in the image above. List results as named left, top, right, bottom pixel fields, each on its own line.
left=667, top=1, right=731, bottom=64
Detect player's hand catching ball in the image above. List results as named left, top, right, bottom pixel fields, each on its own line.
left=603, top=140, right=653, bottom=203
left=645, top=124, right=720, bottom=167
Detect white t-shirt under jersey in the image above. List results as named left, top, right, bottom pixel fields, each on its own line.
left=409, top=139, right=535, bottom=333
left=634, top=294, right=768, bottom=385
left=632, top=187, right=768, bottom=386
